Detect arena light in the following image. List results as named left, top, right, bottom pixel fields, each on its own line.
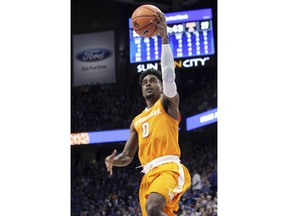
left=186, top=108, right=217, bottom=131
left=71, top=129, right=129, bottom=145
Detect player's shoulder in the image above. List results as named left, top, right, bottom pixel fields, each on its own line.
left=131, top=108, right=146, bottom=124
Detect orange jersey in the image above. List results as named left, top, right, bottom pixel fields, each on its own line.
left=132, top=99, right=181, bottom=165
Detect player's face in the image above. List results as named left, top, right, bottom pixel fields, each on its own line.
left=141, top=74, right=162, bottom=100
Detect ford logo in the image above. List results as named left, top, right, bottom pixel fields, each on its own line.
left=76, top=48, right=112, bottom=62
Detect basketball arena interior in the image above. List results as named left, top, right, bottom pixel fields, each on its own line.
left=71, top=0, right=217, bottom=215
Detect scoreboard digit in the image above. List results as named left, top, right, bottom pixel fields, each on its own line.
left=129, top=8, right=215, bottom=64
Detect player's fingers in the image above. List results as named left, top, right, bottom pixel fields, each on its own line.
left=111, top=149, right=117, bottom=158
left=107, top=164, right=111, bottom=172
left=155, top=12, right=165, bottom=22
left=105, top=150, right=116, bottom=175
left=105, top=160, right=111, bottom=172
left=105, top=160, right=110, bottom=169
left=106, top=150, right=117, bottom=162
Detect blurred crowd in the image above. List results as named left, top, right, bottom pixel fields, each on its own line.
left=71, top=78, right=216, bottom=133
left=71, top=140, right=217, bottom=216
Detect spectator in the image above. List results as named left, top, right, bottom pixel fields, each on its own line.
left=211, top=205, right=217, bottom=216
left=201, top=177, right=211, bottom=194
left=208, top=165, right=217, bottom=198
left=192, top=169, right=202, bottom=197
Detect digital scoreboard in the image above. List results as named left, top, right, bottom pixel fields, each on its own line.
left=128, top=8, right=215, bottom=66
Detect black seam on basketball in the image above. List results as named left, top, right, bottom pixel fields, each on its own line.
left=132, top=15, right=155, bottom=19
left=149, top=27, right=157, bottom=36
left=142, top=27, right=157, bottom=36
left=140, top=6, right=158, bottom=14
left=132, top=18, right=158, bottom=31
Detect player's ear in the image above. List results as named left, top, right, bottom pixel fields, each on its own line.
left=142, top=87, right=145, bottom=97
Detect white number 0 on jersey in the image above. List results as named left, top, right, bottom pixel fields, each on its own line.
left=142, top=122, right=149, bottom=138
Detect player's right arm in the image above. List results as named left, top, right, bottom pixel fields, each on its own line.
left=154, top=12, right=180, bottom=121
left=105, top=122, right=138, bottom=175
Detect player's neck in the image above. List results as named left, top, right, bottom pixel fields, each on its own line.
left=145, top=98, right=158, bottom=109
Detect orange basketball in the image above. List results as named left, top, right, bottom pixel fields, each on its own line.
left=131, top=4, right=162, bottom=38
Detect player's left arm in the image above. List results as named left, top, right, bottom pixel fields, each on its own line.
left=154, top=12, right=179, bottom=120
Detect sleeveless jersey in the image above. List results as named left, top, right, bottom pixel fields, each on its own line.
left=132, top=99, right=181, bottom=165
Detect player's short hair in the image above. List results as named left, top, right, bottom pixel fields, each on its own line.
left=139, top=69, right=162, bottom=86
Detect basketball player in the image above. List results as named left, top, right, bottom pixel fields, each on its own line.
left=105, top=11, right=191, bottom=216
